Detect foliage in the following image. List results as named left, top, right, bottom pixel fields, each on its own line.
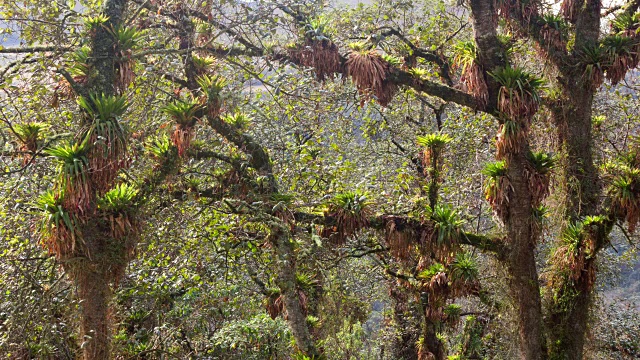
left=431, top=204, right=463, bottom=246
left=490, top=66, right=544, bottom=119
left=45, top=138, right=92, bottom=211
left=1, top=0, right=640, bottom=359
left=97, top=183, right=138, bottom=214
left=323, top=191, right=371, bottom=245
left=207, top=314, right=292, bottom=359
left=453, top=40, right=488, bottom=106
left=163, top=99, right=202, bottom=156
left=222, top=111, right=252, bottom=130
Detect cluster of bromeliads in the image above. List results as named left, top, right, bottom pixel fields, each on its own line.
left=286, top=16, right=401, bottom=107
left=280, top=7, right=640, bottom=357
left=312, top=134, right=482, bottom=358
left=34, top=16, right=145, bottom=279
left=9, top=5, right=640, bottom=358
left=22, top=16, right=235, bottom=282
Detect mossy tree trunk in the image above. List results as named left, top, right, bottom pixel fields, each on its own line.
left=71, top=263, right=112, bottom=360
left=469, top=0, right=547, bottom=357
left=546, top=85, right=598, bottom=360
left=273, top=231, right=322, bottom=358
left=73, top=0, right=128, bottom=358
left=388, top=282, right=420, bottom=360
left=504, top=152, right=547, bottom=360
left=545, top=0, right=603, bottom=356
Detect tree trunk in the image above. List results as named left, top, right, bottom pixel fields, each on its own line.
left=468, top=0, right=547, bottom=357
left=75, top=265, right=112, bottom=360
left=504, top=152, right=547, bottom=360
left=273, top=232, right=321, bottom=358
left=419, top=305, right=445, bottom=360
left=388, top=282, right=419, bottom=360
left=551, top=90, right=599, bottom=219
left=87, top=0, right=127, bottom=96
left=546, top=89, right=598, bottom=360
left=546, top=290, right=592, bottom=360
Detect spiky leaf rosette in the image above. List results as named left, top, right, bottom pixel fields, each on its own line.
left=197, top=74, right=227, bottom=118
left=532, top=204, right=548, bottom=237
left=490, top=66, right=543, bottom=120
left=417, top=263, right=450, bottom=312
left=97, top=183, right=139, bottom=239
left=146, top=134, right=172, bottom=160
left=601, top=35, right=637, bottom=84
left=36, top=190, right=80, bottom=259
left=450, top=252, right=480, bottom=297
left=610, top=12, right=640, bottom=37
left=322, top=191, right=371, bottom=245
left=417, top=133, right=453, bottom=171
left=578, top=45, right=605, bottom=90
left=54, top=46, right=91, bottom=101
left=430, top=204, right=463, bottom=261
left=78, top=93, right=129, bottom=192
left=525, top=151, right=555, bottom=206
left=483, top=161, right=511, bottom=220
left=162, top=99, right=202, bottom=156
left=609, top=168, right=640, bottom=232
left=69, top=46, right=92, bottom=78
left=496, top=119, right=526, bottom=158
left=222, top=111, right=251, bottom=130
left=192, top=55, right=216, bottom=75
left=109, top=25, right=142, bottom=91
left=146, top=134, right=177, bottom=172
left=346, top=45, right=397, bottom=107
left=14, top=122, right=47, bottom=163
left=443, top=304, right=463, bottom=327
left=453, top=41, right=488, bottom=108
left=549, top=219, right=599, bottom=291
left=539, top=14, right=569, bottom=50
left=45, top=138, right=92, bottom=213
left=83, top=14, right=108, bottom=35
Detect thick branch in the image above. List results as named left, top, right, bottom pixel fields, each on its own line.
left=0, top=45, right=71, bottom=54
left=294, top=211, right=506, bottom=256
left=388, top=68, right=479, bottom=109
left=575, top=0, right=601, bottom=48
left=470, top=0, right=506, bottom=113
left=379, top=27, right=454, bottom=86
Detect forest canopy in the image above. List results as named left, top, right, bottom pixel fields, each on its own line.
left=0, top=0, right=639, bottom=359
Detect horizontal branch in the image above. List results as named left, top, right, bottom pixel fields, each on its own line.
left=389, top=68, right=479, bottom=110
left=294, top=211, right=506, bottom=256
left=0, top=45, right=72, bottom=54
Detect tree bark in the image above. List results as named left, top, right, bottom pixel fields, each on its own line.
left=388, top=282, right=420, bottom=360
left=546, top=89, right=598, bottom=360
left=273, top=232, right=321, bottom=358
left=551, top=89, right=599, bottom=220
left=469, top=0, right=547, bottom=357
left=419, top=300, right=445, bottom=360
left=75, top=265, right=112, bottom=360
left=504, top=152, right=547, bottom=360
left=87, top=0, right=128, bottom=96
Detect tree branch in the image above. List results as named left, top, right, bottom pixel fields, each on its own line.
left=0, top=45, right=72, bottom=54
left=378, top=27, right=454, bottom=86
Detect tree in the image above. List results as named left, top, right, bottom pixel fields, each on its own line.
left=1, top=0, right=639, bottom=359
